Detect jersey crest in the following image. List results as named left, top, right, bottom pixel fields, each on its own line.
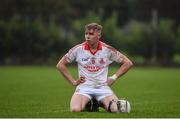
left=91, top=57, right=96, bottom=64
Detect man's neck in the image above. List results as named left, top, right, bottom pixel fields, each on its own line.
left=88, top=41, right=98, bottom=50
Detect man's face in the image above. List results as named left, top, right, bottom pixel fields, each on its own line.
left=85, top=29, right=101, bottom=45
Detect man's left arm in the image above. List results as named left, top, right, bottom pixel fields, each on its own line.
left=116, top=55, right=133, bottom=78
left=107, top=52, right=133, bottom=86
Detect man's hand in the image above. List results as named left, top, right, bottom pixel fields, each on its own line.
left=72, top=76, right=86, bottom=86
left=106, top=78, right=115, bottom=86
left=106, top=74, right=117, bottom=86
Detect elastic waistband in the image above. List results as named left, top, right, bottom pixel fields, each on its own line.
left=78, top=82, right=108, bottom=89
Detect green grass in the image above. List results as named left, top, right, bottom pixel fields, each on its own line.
left=174, top=54, right=180, bottom=63
left=0, top=66, right=180, bottom=117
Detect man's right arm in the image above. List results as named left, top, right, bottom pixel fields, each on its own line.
left=56, top=56, right=85, bottom=86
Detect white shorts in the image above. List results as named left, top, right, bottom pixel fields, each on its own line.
left=74, top=84, right=115, bottom=102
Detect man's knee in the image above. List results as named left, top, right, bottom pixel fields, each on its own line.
left=71, top=106, right=83, bottom=112
left=108, top=99, right=118, bottom=112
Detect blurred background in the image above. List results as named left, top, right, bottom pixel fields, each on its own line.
left=0, top=0, right=180, bottom=117
left=0, top=0, right=180, bottom=66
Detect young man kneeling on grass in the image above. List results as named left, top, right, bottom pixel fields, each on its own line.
left=56, top=23, right=133, bottom=113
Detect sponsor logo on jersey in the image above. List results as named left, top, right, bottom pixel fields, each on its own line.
left=82, top=58, right=89, bottom=61
left=83, top=65, right=104, bottom=72
left=99, top=58, right=105, bottom=64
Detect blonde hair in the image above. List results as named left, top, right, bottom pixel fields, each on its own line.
left=85, top=23, right=102, bottom=31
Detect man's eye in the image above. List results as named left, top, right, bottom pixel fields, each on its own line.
left=85, top=32, right=94, bottom=35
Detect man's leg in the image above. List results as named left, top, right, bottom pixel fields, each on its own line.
left=100, top=95, right=118, bottom=111
left=70, top=93, right=90, bottom=112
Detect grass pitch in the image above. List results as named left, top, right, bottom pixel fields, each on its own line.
left=0, top=66, right=180, bottom=118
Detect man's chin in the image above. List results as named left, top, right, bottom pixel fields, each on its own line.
left=86, top=40, right=92, bottom=45
left=86, top=40, right=92, bottom=44
left=86, top=39, right=91, bottom=41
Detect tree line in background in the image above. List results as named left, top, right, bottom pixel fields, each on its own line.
left=0, top=0, right=180, bottom=65
left=0, top=12, right=180, bottom=65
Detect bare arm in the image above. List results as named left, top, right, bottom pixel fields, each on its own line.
left=115, top=55, right=133, bottom=78
left=107, top=55, right=133, bottom=86
left=56, top=56, right=85, bottom=86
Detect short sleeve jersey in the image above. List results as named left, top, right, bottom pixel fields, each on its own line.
left=64, top=41, right=124, bottom=86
